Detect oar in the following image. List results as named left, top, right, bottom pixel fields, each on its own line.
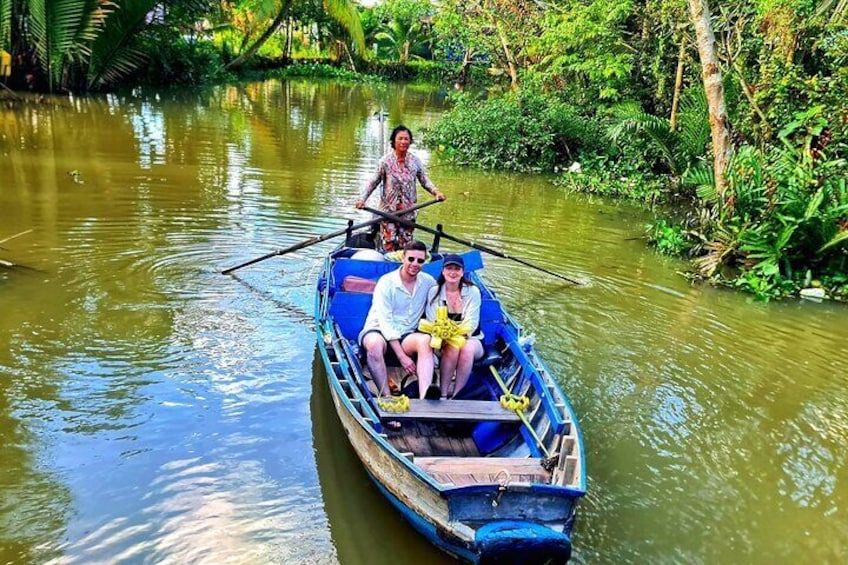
left=489, top=365, right=552, bottom=459
left=222, top=199, right=441, bottom=275
left=361, top=206, right=582, bottom=285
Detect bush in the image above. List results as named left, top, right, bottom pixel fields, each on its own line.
left=133, top=30, right=231, bottom=87
left=646, top=219, right=689, bottom=256
left=360, top=60, right=492, bottom=85
left=687, top=106, right=848, bottom=300
left=555, top=152, right=670, bottom=202
left=263, top=63, right=383, bottom=82
left=424, top=90, right=601, bottom=172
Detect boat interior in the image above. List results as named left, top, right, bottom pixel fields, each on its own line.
left=321, top=247, right=582, bottom=490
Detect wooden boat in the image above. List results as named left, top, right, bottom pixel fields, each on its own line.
left=314, top=238, right=586, bottom=564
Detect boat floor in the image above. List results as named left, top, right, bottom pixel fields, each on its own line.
left=387, top=422, right=551, bottom=486
left=366, top=366, right=553, bottom=486
left=386, top=420, right=481, bottom=457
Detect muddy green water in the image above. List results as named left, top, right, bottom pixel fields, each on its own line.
left=1, top=81, right=846, bottom=564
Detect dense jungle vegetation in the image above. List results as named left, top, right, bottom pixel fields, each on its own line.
left=1, top=0, right=846, bottom=300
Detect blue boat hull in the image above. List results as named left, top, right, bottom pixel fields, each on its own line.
left=368, top=469, right=572, bottom=564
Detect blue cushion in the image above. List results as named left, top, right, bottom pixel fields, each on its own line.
left=329, top=292, right=373, bottom=340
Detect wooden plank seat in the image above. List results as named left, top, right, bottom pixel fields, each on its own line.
left=415, top=456, right=551, bottom=486
left=377, top=399, right=520, bottom=422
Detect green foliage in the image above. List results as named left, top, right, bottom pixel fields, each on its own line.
left=86, top=0, right=158, bottom=90
left=372, top=0, right=432, bottom=63
left=425, top=90, right=599, bottom=172
left=530, top=0, right=635, bottom=101
left=689, top=106, right=848, bottom=299
left=323, top=0, right=366, bottom=55
left=0, top=0, right=11, bottom=51
left=264, top=62, right=381, bottom=82
left=607, top=87, right=710, bottom=179
left=134, top=29, right=230, bottom=87
left=555, top=152, right=668, bottom=202
left=647, top=219, right=690, bottom=256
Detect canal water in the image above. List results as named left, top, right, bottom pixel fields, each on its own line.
left=1, top=81, right=846, bottom=564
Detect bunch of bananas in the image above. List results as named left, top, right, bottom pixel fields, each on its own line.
left=377, top=394, right=410, bottom=413
left=499, top=393, right=530, bottom=412
left=418, top=306, right=472, bottom=350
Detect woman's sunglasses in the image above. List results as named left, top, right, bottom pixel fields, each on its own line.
left=405, top=256, right=426, bottom=264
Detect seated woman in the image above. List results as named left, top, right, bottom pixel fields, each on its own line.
left=424, top=254, right=484, bottom=399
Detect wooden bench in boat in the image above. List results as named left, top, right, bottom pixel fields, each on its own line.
left=416, top=456, right=551, bottom=486
left=377, top=399, right=520, bottom=423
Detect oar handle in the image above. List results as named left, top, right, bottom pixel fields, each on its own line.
left=221, top=199, right=441, bottom=275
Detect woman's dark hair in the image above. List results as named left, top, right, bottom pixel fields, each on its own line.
left=429, top=272, right=475, bottom=306
left=389, top=125, right=414, bottom=148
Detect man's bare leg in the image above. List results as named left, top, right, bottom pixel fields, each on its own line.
left=363, top=333, right=390, bottom=396
left=403, top=333, right=435, bottom=399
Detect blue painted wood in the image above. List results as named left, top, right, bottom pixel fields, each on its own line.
left=367, top=470, right=479, bottom=563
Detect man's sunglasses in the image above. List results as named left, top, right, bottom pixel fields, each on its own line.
left=405, top=256, right=426, bottom=264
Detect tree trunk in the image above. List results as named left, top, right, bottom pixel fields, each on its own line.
left=342, top=41, right=356, bottom=72
left=496, top=24, right=518, bottom=88
left=226, top=2, right=291, bottom=70
left=458, top=48, right=474, bottom=86
left=688, top=0, right=731, bottom=203
left=670, top=38, right=687, bottom=132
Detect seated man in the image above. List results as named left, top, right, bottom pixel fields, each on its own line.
left=358, top=240, right=438, bottom=399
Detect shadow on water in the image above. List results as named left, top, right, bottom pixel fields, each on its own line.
left=310, top=352, right=458, bottom=565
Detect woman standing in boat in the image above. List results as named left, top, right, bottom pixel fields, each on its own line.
left=354, top=125, right=446, bottom=251
left=425, top=254, right=484, bottom=399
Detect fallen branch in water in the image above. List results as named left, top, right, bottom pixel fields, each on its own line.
left=0, top=82, right=22, bottom=101
left=0, top=229, right=33, bottom=247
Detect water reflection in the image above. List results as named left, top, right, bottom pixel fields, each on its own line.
left=1, top=80, right=847, bottom=564
left=310, top=354, right=456, bottom=565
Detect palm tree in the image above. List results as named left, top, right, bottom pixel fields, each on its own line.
left=374, top=15, right=423, bottom=63
left=225, top=0, right=365, bottom=70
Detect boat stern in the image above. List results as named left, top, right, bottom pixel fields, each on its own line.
left=475, top=520, right=571, bottom=565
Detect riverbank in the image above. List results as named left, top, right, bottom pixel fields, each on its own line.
left=423, top=89, right=848, bottom=303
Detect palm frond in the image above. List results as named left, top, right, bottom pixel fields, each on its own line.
left=816, top=0, right=848, bottom=24
left=607, top=102, right=680, bottom=174
left=683, top=162, right=717, bottom=202
left=87, top=0, right=157, bottom=89
left=26, top=0, right=111, bottom=91
left=819, top=228, right=848, bottom=252
left=693, top=228, right=739, bottom=277
left=0, top=0, right=11, bottom=51
left=676, top=87, right=710, bottom=164
left=323, top=0, right=365, bottom=54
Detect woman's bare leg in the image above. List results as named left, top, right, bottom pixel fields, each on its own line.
left=453, top=339, right=484, bottom=398
left=439, top=345, right=460, bottom=397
